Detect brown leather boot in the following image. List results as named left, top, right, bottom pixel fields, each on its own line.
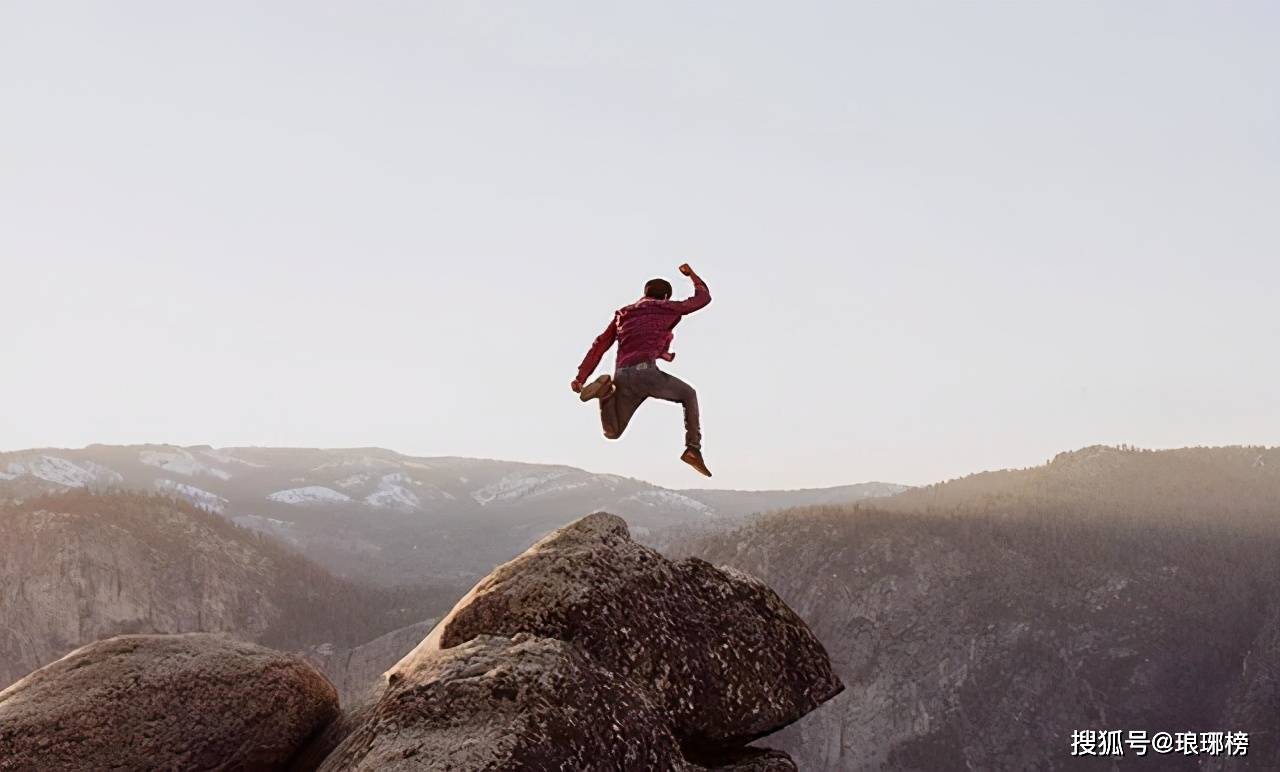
left=680, top=447, right=712, bottom=477
left=579, top=374, right=615, bottom=402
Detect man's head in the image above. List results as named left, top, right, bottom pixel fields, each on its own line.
left=644, top=278, right=673, bottom=300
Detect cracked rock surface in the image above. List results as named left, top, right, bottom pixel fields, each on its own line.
left=318, top=512, right=842, bottom=770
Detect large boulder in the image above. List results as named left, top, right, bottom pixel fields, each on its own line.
left=394, top=512, right=842, bottom=750
left=319, top=512, right=841, bottom=769
left=0, top=633, right=338, bottom=771
left=319, top=633, right=690, bottom=771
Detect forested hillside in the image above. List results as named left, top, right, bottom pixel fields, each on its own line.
left=675, top=446, right=1280, bottom=770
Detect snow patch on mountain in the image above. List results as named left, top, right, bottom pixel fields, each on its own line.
left=200, top=448, right=264, bottom=468
left=364, top=474, right=420, bottom=510
left=3, top=456, right=122, bottom=488
left=268, top=486, right=352, bottom=505
left=624, top=489, right=716, bottom=515
left=154, top=479, right=227, bottom=513
left=364, top=473, right=455, bottom=509
left=140, top=449, right=232, bottom=480
left=533, top=480, right=591, bottom=497
left=471, top=470, right=578, bottom=505
left=365, top=488, right=419, bottom=509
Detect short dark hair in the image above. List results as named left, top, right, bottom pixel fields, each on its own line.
left=644, top=278, right=672, bottom=300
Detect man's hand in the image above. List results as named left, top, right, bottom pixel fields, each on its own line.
left=678, top=263, right=693, bottom=276
left=570, top=379, right=583, bottom=393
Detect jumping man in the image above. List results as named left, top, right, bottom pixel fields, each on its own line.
left=571, top=263, right=713, bottom=477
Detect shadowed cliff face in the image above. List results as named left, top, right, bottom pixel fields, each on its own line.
left=675, top=447, right=1280, bottom=771
left=0, top=492, right=446, bottom=690
left=1206, top=608, right=1280, bottom=772
left=316, top=513, right=843, bottom=770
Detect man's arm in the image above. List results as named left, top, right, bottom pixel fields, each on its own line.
left=572, top=316, right=617, bottom=389
left=663, top=263, right=710, bottom=315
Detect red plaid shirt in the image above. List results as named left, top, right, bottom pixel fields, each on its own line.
left=575, top=272, right=711, bottom=383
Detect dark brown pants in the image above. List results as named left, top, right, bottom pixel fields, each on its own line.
left=600, top=362, right=701, bottom=449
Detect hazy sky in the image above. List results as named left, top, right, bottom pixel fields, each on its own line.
left=3, top=2, right=1277, bottom=490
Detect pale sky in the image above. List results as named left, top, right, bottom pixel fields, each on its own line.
left=2, top=2, right=1277, bottom=490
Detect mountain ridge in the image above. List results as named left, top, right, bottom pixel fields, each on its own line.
left=0, top=443, right=906, bottom=585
